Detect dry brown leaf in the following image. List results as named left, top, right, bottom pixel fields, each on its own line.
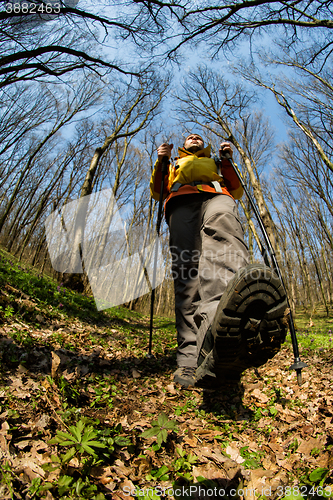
left=33, top=414, right=51, bottom=429
left=244, top=469, right=275, bottom=500
left=51, top=351, right=61, bottom=378
left=16, top=439, right=32, bottom=450
left=300, top=424, right=314, bottom=437
left=252, top=388, right=269, bottom=403
left=225, top=444, right=245, bottom=464
left=268, top=442, right=284, bottom=454
left=275, top=455, right=297, bottom=471
left=132, top=457, right=151, bottom=477
left=297, top=437, right=325, bottom=456
left=221, top=458, right=242, bottom=480
left=192, top=463, right=220, bottom=481
left=62, top=369, right=76, bottom=381
left=1, top=421, right=10, bottom=433
left=111, top=459, right=132, bottom=479
left=11, top=457, right=45, bottom=477
left=166, top=383, right=177, bottom=394
left=131, top=368, right=141, bottom=378
left=183, top=435, right=198, bottom=447
left=91, top=465, right=113, bottom=479
left=262, top=456, right=279, bottom=472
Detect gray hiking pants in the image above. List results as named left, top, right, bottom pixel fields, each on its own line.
left=167, top=193, right=249, bottom=368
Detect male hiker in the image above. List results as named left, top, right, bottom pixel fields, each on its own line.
left=150, top=133, right=287, bottom=388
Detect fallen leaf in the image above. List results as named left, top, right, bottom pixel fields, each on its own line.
left=225, top=444, right=245, bottom=464
left=183, top=435, right=198, bottom=447
left=166, top=383, right=177, bottom=394
left=51, top=352, right=61, bottom=378
left=131, top=368, right=141, bottom=378
left=297, top=437, right=325, bottom=456
left=252, top=388, right=269, bottom=403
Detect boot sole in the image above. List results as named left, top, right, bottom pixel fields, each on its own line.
left=196, top=264, right=288, bottom=388
left=173, top=369, right=196, bottom=389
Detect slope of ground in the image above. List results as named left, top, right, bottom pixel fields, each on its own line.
left=0, top=249, right=332, bottom=499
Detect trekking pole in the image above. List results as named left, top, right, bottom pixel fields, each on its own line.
left=148, top=156, right=169, bottom=357
left=221, top=152, right=307, bottom=385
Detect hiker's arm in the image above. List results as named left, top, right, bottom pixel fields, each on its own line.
left=149, top=143, right=173, bottom=201
left=219, top=142, right=243, bottom=199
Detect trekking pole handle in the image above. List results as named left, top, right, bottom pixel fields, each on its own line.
left=161, top=155, right=169, bottom=175
left=156, top=156, right=169, bottom=236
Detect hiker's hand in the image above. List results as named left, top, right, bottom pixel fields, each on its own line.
left=157, top=143, right=173, bottom=162
left=219, top=142, right=233, bottom=158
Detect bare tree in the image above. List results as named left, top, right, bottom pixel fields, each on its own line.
left=242, top=66, right=333, bottom=166
left=0, top=79, right=102, bottom=234
left=110, top=0, right=333, bottom=68
left=0, top=0, right=148, bottom=88
left=267, top=171, right=333, bottom=314
left=61, top=76, right=169, bottom=287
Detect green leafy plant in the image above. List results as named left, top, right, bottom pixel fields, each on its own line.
left=146, top=465, right=170, bottom=482
left=174, top=447, right=198, bottom=472
left=136, top=489, right=162, bottom=500
left=239, top=446, right=264, bottom=469
left=298, top=467, right=332, bottom=498
left=3, top=305, right=15, bottom=318
left=0, top=461, right=15, bottom=498
left=48, top=419, right=107, bottom=457
left=54, top=475, right=106, bottom=499
left=288, top=439, right=299, bottom=454
left=140, top=412, right=177, bottom=448
left=89, top=382, right=115, bottom=409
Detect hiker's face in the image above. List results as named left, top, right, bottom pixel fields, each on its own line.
left=184, top=134, right=204, bottom=152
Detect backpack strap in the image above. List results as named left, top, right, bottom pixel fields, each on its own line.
left=170, top=181, right=222, bottom=193
left=211, top=181, right=222, bottom=193
left=213, top=155, right=222, bottom=176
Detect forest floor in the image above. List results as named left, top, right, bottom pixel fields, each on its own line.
left=0, top=248, right=333, bottom=500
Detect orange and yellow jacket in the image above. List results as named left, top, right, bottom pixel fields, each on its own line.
left=150, top=144, right=243, bottom=204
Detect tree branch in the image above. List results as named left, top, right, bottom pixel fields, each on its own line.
left=0, top=45, right=140, bottom=76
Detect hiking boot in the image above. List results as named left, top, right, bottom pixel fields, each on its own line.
left=173, top=366, right=196, bottom=388
left=196, top=264, right=288, bottom=387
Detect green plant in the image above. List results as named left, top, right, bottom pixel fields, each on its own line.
left=140, top=412, right=177, bottom=449
left=173, top=447, right=198, bottom=481
left=174, top=396, right=198, bottom=416
left=298, top=467, right=332, bottom=498
left=54, top=475, right=106, bottom=499
left=3, top=305, right=15, bottom=318
left=135, top=489, right=162, bottom=500
left=146, top=465, right=170, bottom=482
left=48, top=419, right=107, bottom=457
left=239, top=446, right=263, bottom=469
left=0, top=461, right=15, bottom=498
left=288, top=439, right=299, bottom=454
left=89, top=381, right=115, bottom=409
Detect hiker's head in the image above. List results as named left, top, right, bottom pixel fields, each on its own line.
left=184, top=133, right=204, bottom=153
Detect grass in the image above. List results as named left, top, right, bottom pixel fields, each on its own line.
left=0, top=247, right=99, bottom=323
left=0, top=246, right=175, bottom=332
left=287, top=306, right=333, bottom=351
left=294, top=305, right=333, bottom=330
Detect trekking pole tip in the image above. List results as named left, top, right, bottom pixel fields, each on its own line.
left=296, top=370, right=303, bottom=386
left=289, top=359, right=308, bottom=386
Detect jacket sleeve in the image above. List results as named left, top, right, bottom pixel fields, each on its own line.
left=150, top=159, right=170, bottom=201
left=220, top=159, right=243, bottom=200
